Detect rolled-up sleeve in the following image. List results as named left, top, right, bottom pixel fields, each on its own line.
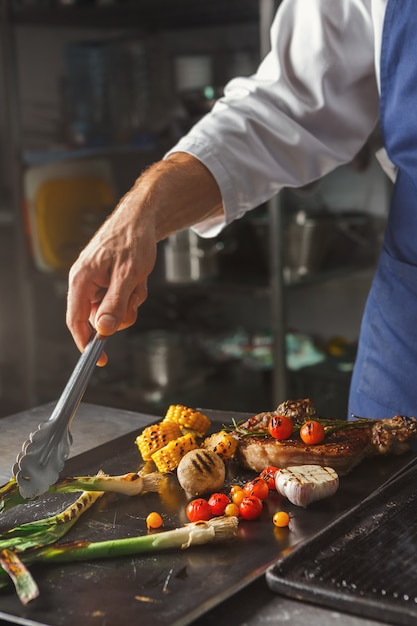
left=166, top=0, right=380, bottom=237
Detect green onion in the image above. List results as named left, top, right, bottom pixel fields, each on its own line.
left=0, top=515, right=239, bottom=596
left=24, top=515, right=239, bottom=564
left=0, top=549, right=39, bottom=605
left=51, top=470, right=163, bottom=496
left=0, top=478, right=22, bottom=513
left=0, top=490, right=105, bottom=599
left=0, top=471, right=163, bottom=513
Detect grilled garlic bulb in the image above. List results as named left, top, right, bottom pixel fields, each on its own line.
left=275, top=465, right=339, bottom=507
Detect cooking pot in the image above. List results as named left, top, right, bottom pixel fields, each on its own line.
left=132, top=330, right=186, bottom=398
left=284, top=210, right=335, bottom=277
left=250, top=209, right=381, bottom=279
left=249, top=210, right=334, bottom=278
left=163, top=228, right=224, bottom=283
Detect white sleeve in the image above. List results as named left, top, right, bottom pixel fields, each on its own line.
left=165, top=0, right=380, bottom=237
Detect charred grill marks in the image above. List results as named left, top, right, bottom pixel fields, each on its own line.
left=190, top=450, right=217, bottom=475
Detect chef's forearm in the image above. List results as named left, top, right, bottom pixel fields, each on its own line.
left=128, top=152, right=224, bottom=243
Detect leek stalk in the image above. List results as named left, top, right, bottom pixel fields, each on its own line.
left=0, top=490, right=103, bottom=553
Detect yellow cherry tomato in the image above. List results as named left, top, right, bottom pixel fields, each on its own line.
left=224, top=502, right=240, bottom=517
left=146, top=511, right=163, bottom=530
left=231, top=489, right=245, bottom=506
left=273, top=511, right=290, bottom=528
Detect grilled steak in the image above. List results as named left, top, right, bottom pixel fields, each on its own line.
left=235, top=399, right=417, bottom=476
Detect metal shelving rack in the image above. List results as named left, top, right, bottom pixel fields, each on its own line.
left=0, top=0, right=287, bottom=415
left=1, top=1, right=37, bottom=411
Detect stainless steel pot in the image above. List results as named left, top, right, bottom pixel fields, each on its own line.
left=132, top=330, right=186, bottom=395
left=163, top=229, right=223, bottom=283
left=249, top=210, right=334, bottom=278
left=284, top=210, right=335, bottom=277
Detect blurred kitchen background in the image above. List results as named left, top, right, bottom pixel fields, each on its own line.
left=0, top=0, right=390, bottom=421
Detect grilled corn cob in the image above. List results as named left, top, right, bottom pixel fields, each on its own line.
left=163, top=404, right=211, bottom=436
left=136, top=421, right=182, bottom=461
left=151, top=433, right=199, bottom=473
left=202, top=430, right=238, bottom=461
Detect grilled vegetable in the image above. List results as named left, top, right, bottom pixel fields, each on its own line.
left=177, top=448, right=226, bottom=495
left=53, top=470, right=163, bottom=495
left=0, top=478, right=25, bottom=513
left=163, top=404, right=211, bottom=436
left=260, top=466, right=280, bottom=490
left=151, top=433, right=199, bottom=473
left=275, top=465, right=339, bottom=507
left=1, top=472, right=163, bottom=512
left=17, top=516, right=239, bottom=566
left=243, top=477, right=269, bottom=501
left=208, top=492, right=230, bottom=516
left=0, top=491, right=103, bottom=554
left=239, top=495, right=263, bottom=520
left=0, top=516, right=239, bottom=602
left=136, top=421, right=182, bottom=461
left=0, top=549, right=39, bottom=605
left=300, top=420, right=325, bottom=445
left=145, top=512, right=163, bottom=530
left=202, top=430, right=238, bottom=461
left=186, top=498, right=212, bottom=522
left=268, top=415, right=294, bottom=440
left=272, top=511, right=290, bottom=528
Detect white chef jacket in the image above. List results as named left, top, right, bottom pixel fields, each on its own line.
left=165, top=0, right=388, bottom=237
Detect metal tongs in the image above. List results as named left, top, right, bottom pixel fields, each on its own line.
left=13, top=332, right=108, bottom=500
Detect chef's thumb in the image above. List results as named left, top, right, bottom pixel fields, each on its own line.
left=95, top=290, right=142, bottom=336
left=96, top=313, right=118, bottom=335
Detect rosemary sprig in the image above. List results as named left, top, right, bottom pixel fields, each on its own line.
left=222, top=418, right=270, bottom=438
left=224, top=416, right=374, bottom=438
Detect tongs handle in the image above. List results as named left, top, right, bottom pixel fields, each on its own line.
left=48, top=331, right=107, bottom=433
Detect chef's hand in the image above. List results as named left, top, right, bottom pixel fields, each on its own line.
left=66, top=201, right=156, bottom=367
left=66, top=153, right=224, bottom=365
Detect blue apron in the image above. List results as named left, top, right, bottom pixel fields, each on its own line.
left=348, top=0, right=417, bottom=419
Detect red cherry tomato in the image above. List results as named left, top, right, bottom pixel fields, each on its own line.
left=239, top=495, right=263, bottom=521
left=260, top=466, right=280, bottom=490
left=208, top=492, right=230, bottom=516
left=243, top=476, right=269, bottom=501
left=300, top=420, right=325, bottom=445
left=186, top=498, right=212, bottom=522
left=268, top=415, right=294, bottom=440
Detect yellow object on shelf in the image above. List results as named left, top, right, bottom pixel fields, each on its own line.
left=24, top=158, right=116, bottom=272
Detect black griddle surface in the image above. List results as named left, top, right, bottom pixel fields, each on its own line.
left=0, top=406, right=416, bottom=626
left=267, top=457, right=417, bottom=626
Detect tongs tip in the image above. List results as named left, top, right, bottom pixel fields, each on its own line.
left=13, top=332, right=107, bottom=499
